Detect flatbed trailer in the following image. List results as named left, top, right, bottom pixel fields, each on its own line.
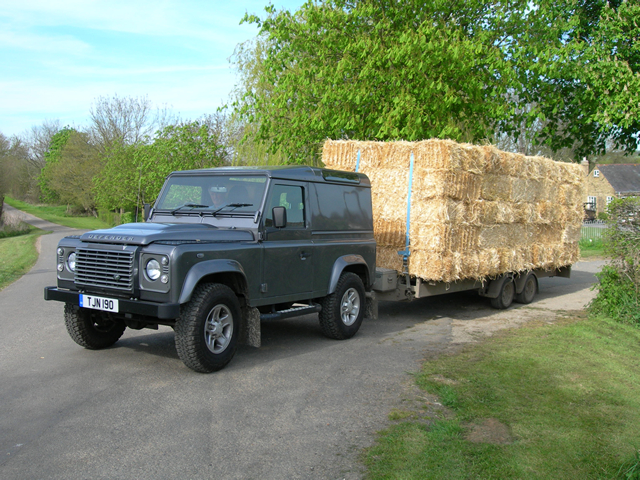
left=372, top=266, right=572, bottom=309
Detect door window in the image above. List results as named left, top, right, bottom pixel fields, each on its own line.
left=265, top=185, right=305, bottom=227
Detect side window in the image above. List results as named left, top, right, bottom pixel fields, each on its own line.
left=265, top=185, right=305, bottom=228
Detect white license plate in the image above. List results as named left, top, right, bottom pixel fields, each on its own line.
left=80, top=294, right=119, bottom=313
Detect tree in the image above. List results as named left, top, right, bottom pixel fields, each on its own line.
left=38, top=127, right=75, bottom=203
left=238, top=0, right=546, bottom=163
left=48, top=131, right=101, bottom=212
left=229, top=37, right=289, bottom=165
left=508, top=0, right=639, bottom=158
left=88, top=94, right=174, bottom=151
left=25, top=119, right=61, bottom=170
left=236, top=0, right=639, bottom=163
left=94, top=121, right=228, bottom=212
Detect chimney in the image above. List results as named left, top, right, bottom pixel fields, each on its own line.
left=581, top=157, right=590, bottom=176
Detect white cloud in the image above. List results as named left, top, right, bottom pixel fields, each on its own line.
left=0, top=26, right=92, bottom=53
left=0, top=0, right=306, bottom=137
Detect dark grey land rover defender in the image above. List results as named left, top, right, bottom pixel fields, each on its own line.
left=44, top=166, right=376, bottom=372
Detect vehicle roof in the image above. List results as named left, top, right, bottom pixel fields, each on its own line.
left=167, top=165, right=371, bottom=187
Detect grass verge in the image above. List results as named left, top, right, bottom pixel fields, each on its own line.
left=4, top=197, right=110, bottom=230
left=579, top=237, right=606, bottom=259
left=0, top=228, right=48, bottom=291
left=365, top=314, right=640, bottom=479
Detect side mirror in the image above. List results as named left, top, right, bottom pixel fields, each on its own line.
left=143, top=203, right=151, bottom=222
left=272, top=206, right=287, bottom=228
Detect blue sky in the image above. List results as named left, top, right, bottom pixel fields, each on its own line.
left=0, top=0, right=306, bottom=138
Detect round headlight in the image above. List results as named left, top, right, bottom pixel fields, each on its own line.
left=146, top=258, right=161, bottom=281
left=66, top=252, right=76, bottom=272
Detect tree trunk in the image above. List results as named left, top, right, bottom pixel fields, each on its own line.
left=0, top=194, right=4, bottom=223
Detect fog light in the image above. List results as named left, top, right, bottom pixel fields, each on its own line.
left=160, top=274, right=169, bottom=284
left=57, top=263, right=64, bottom=272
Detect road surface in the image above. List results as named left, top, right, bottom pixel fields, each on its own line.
left=0, top=205, right=603, bottom=479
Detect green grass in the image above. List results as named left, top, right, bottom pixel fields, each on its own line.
left=0, top=229, right=48, bottom=290
left=4, top=197, right=110, bottom=230
left=580, top=237, right=606, bottom=259
left=365, top=314, right=640, bottom=479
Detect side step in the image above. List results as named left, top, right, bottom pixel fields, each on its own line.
left=260, top=304, right=322, bottom=321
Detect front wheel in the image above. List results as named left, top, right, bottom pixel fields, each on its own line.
left=319, top=272, right=366, bottom=340
left=64, top=303, right=126, bottom=349
left=175, top=283, right=240, bottom=373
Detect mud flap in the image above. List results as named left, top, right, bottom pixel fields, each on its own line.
left=365, top=291, right=378, bottom=320
left=240, top=305, right=261, bottom=348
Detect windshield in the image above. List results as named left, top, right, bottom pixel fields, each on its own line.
left=155, top=174, right=268, bottom=215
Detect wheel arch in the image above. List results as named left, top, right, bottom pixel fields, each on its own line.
left=327, top=255, right=371, bottom=294
left=179, top=260, right=249, bottom=305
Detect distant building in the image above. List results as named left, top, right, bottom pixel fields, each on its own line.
left=581, top=160, right=640, bottom=215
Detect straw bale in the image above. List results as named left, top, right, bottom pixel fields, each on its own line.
left=410, top=224, right=479, bottom=254
left=480, top=201, right=516, bottom=224
left=512, top=178, right=545, bottom=203
left=481, top=174, right=512, bottom=201
left=373, top=219, right=405, bottom=247
left=412, top=168, right=482, bottom=201
left=411, top=199, right=481, bottom=225
left=561, top=224, right=581, bottom=243
left=321, top=138, right=584, bottom=282
left=514, top=203, right=538, bottom=224
left=377, top=246, right=404, bottom=273
left=479, top=224, right=527, bottom=249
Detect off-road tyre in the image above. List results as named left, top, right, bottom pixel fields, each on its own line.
left=515, top=273, right=537, bottom=304
left=319, top=272, right=365, bottom=340
left=174, top=283, right=240, bottom=373
left=491, top=278, right=515, bottom=309
left=64, top=303, right=126, bottom=349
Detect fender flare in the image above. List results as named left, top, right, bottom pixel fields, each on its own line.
left=327, top=255, right=370, bottom=294
left=179, top=259, right=247, bottom=304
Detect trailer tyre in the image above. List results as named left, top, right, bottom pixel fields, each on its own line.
left=515, top=274, right=537, bottom=304
left=64, top=303, right=126, bottom=349
left=175, top=283, right=240, bottom=373
left=491, top=278, right=515, bottom=309
left=319, top=272, right=365, bottom=340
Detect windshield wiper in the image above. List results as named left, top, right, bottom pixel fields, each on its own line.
left=170, top=203, right=209, bottom=215
left=211, top=203, right=253, bottom=216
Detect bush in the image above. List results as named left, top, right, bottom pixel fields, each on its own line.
left=97, top=209, right=136, bottom=227
left=597, top=211, right=609, bottom=221
left=590, top=197, right=640, bottom=324
left=0, top=213, right=32, bottom=239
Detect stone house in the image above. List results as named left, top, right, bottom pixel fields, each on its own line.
left=581, top=160, right=640, bottom=215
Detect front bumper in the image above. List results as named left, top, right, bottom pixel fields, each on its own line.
left=44, top=287, right=181, bottom=319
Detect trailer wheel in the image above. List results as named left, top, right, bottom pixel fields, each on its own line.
left=491, top=278, right=515, bottom=309
left=515, top=274, right=537, bottom=304
left=319, top=272, right=365, bottom=340
left=64, top=303, right=126, bottom=349
left=175, top=283, right=240, bottom=373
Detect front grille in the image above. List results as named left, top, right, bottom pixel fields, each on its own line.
left=75, top=247, right=135, bottom=292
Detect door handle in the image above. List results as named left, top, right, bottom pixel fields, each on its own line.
left=300, top=251, right=311, bottom=260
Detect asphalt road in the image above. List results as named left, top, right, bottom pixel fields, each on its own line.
left=0, top=207, right=603, bottom=479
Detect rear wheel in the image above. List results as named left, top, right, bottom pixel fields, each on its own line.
left=64, top=303, right=126, bottom=349
left=515, top=273, right=537, bottom=304
left=175, top=283, right=240, bottom=373
left=490, top=278, right=515, bottom=309
left=319, top=272, right=365, bottom=340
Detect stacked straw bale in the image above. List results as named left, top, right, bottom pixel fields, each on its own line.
left=322, top=139, right=585, bottom=283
